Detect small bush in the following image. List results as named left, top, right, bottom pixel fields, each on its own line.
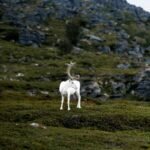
left=58, top=39, right=73, bottom=54
left=0, top=24, right=19, bottom=41
left=66, top=19, right=81, bottom=45
left=4, top=29, right=19, bottom=41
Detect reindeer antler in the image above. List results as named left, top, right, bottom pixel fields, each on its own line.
left=66, top=61, right=80, bottom=80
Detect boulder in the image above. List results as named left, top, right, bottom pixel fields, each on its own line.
left=144, top=58, right=150, bottom=65
left=110, top=80, right=126, bottom=98
left=128, top=45, right=144, bottom=59
left=99, top=46, right=111, bottom=53
left=19, top=28, right=45, bottom=45
left=135, top=80, right=150, bottom=101
left=72, top=46, right=83, bottom=54
left=81, top=81, right=101, bottom=98
left=86, top=34, right=103, bottom=43
left=134, top=67, right=150, bottom=101
left=117, top=63, right=130, bottom=70
left=118, top=30, right=130, bottom=39
left=115, top=40, right=129, bottom=54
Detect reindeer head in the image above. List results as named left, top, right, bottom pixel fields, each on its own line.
left=66, top=61, right=80, bottom=80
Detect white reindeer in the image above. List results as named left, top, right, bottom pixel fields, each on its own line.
left=59, top=62, right=81, bottom=111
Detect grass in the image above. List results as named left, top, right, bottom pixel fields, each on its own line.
left=1, top=123, right=150, bottom=150
left=0, top=94, right=150, bottom=149
left=0, top=39, right=141, bottom=98
left=1, top=94, right=150, bottom=131
left=0, top=34, right=146, bottom=150
left=0, top=18, right=149, bottom=149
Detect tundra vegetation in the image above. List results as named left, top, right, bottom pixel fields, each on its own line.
left=0, top=38, right=150, bottom=149
left=0, top=0, right=150, bottom=149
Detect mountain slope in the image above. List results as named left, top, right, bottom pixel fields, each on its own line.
left=0, top=0, right=149, bottom=100
left=0, top=1, right=150, bottom=58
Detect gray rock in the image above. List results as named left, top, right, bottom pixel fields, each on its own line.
left=119, top=30, right=130, bottom=39
left=81, top=81, right=101, bottom=98
left=27, top=90, right=37, bottom=97
left=1, top=0, right=150, bottom=26
left=111, top=80, right=126, bottom=98
left=145, top=46, right=150, bottom=55
left=40, top=91, right=49, bottom=95
left=134, top=67, right=150, bottom=100
left=99, top=93, right=110, bottom=101
left=128, top=50, right=143, bottom=59
left=72, top=46, right=83, bottom=53
left=1, top=0, right=150, bottom=47
left=115, top=40, right=129, bottom=54
left=19, top=28, right=45, bottom=45
left=86, top=34, right=103, bottom=43
left=117, top=63, right=130, bottom=70
left=135, top=80, right=150, bottom=101
left=99, top=46, right=111, bottom=53
left=144, top=58, right=150, bottom=65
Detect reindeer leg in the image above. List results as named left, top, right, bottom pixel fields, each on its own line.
left=60, top=95, right=64, bottom=110
left=77, top=92, right=81, bottom=109
left=67, top=92, right=71, bottom=111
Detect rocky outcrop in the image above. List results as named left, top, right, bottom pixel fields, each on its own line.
left=19, top=27, right=45, bottom=46
left=80, top=69, right=149, bottom=101
left=0, top=0, right=150, bottom=46
left=110, top=80, right=126, bottom=98
left=134, top=67, right=150, bottom=101
left=81, top=81, right=101, bottom=98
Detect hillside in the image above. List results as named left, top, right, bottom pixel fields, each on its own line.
left=0, top=0, right=150, bottom=149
